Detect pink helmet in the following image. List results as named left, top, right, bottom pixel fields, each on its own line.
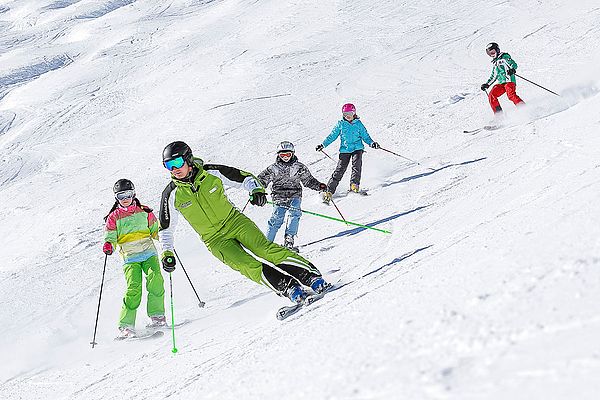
left=342, top=103, right=356, bottom=113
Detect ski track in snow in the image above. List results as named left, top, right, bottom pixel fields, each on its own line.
left=1, top=0, right=600, bottom=399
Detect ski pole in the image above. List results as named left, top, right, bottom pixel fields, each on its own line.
left=319, top=149, right=336, bottom=162
left=168, top=273, right=178, bottom=354
left=329, top=197, right=349, bottom=226
left=173, top=249, right=206, bottom=308
left=90, top=254, right=108, bottom=349
left=266, top=201, right=391, bottom=234
left=379, top=147, right=436, bottom=171
left=241, top=199, right=250, bottom=213
left=515, top=73, right=561, bottom=97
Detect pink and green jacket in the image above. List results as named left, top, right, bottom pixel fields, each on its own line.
left=104, top=204, right=159, bottom=264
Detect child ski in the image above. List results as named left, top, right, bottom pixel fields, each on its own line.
left=103, top=179, right=167, bottom=340
left=316, top=103, right=380, bottom=204
left=480, top=42, right=525, bottom=121
left=257, top=141, right=327, bottom=251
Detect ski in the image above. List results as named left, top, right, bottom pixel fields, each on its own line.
left=114, top=329, right=165, bottom=341
left=276, top=283, right=335, bottom=321
left=463, top=125, right=503, bottom=134
left=276, top=302, right=303, bottom=320
left=347, top=189, right=369, bottom=196
left=147, top=318, right=192, bottom=330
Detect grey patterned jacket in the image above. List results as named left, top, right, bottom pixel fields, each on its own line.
left=257, top=156, right=323, bottom=204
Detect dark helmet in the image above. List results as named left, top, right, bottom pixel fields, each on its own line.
left=113, top=178, right=134, bottom=193
left=486, top=42, right=500, bottom=54
left=163, top=141, right=193, bottom=164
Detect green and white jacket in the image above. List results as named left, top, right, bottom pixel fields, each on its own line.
left=486, top=52, right=518, bottom=85
left=158, top=158, right=264, bottom=249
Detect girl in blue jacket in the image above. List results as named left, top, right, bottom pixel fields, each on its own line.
left=316, top=103, right=379, bottom=203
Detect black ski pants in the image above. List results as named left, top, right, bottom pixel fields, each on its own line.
left=327, top=150, right=363, bottom=194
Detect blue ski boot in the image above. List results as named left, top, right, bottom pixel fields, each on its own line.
left=309, top=277, right=331, bottom=294
left=286, top=285, right=307, bottom=304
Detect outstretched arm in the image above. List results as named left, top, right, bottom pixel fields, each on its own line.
left=204, top=164, right=264, bottom=193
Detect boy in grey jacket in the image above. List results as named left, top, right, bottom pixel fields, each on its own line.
left=258, top=141, right=326, bottom=250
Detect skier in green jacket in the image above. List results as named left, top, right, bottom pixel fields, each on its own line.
left=480, top=42, right=525, bottom=115
left=158, top=141, right=330, bottom=304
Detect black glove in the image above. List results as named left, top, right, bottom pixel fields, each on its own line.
left=506, top=68, right=515, bottom=75
left=481, top=83, right=490, bottom=91
left=315, top=144, right=324, bottom=152
left=161, top=251, right=176, bottom=273
left=250, top=191, right=267, bottom=206
left=318, top=183, right=327, bottom=192
left=370, top=142, right=380, bottom=149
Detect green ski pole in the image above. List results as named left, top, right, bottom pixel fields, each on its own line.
left=168, top=273, right=178, bottom=354
left=267, top=201, right=391, bottom=234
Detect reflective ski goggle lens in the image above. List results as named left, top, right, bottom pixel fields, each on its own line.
left=164, top=156, right=185, bottom=171
left=115, top=190, right=135, bottom=201
left=343, top=111, right=355, bottom=117
left=278, top=151, right=293, bottom=158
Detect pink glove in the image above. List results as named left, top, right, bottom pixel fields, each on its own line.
left=103, top=242, right=114, bottom=255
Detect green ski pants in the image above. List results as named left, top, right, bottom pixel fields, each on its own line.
left=119, top=255, right=165, bottom=328
left=204, top=210, right=320, bottom=289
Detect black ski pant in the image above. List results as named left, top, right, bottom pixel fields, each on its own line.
left=327, top=150, right=363, bottom=194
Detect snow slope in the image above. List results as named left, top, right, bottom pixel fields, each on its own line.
left=1, top=0, right=600, bottom=399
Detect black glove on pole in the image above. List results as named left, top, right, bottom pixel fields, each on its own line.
left=250, top=191, right=267, bottom=206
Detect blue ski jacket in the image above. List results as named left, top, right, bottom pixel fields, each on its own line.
left=321, top=118, right=374, bottom=153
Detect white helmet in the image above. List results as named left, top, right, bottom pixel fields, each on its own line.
left=277, top=141, right=295, bottom=153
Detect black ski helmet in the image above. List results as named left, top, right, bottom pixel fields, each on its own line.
left=486, top=42, right=500, bottom=54
left=113, top=178, right=134, bottom=193
left=163, top=141, right=193, bottom=165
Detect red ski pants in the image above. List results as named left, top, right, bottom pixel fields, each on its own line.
left=488, top=82, right=524, bottom=112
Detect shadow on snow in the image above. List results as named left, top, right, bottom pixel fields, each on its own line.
left=302, top=205, right=431, bottom=247
left=331, top=245, right=434, bottom=292
left=381, top=157, right=487, bottom=188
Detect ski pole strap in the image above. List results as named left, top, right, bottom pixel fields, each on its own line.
left=267, top=200, right=391, bottom=234
left=515, top=73, right=561, bottom=97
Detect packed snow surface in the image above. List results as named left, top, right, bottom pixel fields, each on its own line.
left=1, top=0, right=599, bottom=399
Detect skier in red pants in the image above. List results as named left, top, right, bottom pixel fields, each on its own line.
left=480, top=42, right=525, bottom=116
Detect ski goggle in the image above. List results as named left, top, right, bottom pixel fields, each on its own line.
left=115, top=190, right=135, bottom=201
left=343, top=111, right=355, bottom=117
left=163, top=156, right=185, bottom=171
left=278, top=151, right=293, bottom=159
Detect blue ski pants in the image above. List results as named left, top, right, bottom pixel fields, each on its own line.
left=266, top=197, right=302, bottom=241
